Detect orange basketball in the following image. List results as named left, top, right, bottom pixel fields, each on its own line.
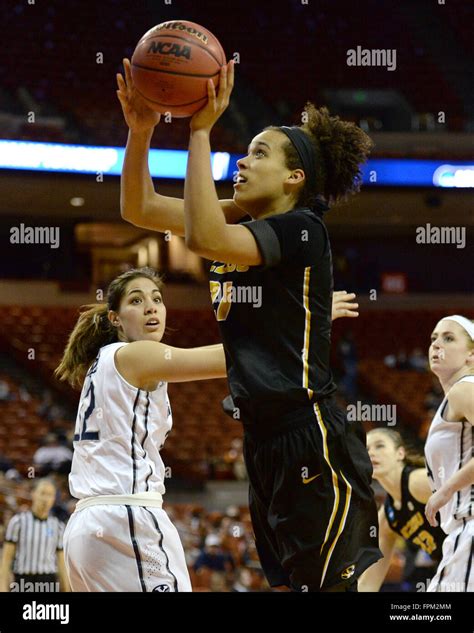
left=131, top=20, right=226, bottom=118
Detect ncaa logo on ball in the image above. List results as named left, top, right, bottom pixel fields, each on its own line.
left=147, top=41, right=192, bottom=60
left=341, top=564, right=355, bottom=580
left=152, top=584, right=171, bottom=592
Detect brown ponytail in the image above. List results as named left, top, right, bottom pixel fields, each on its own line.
left=54, top=304, right=118, bottom=389
left=54, top=266, right=163, bottom=390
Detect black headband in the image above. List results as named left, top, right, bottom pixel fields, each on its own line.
left=279, top=126, right=328, bottom=215
left=279, top=126, right=319, bottom=190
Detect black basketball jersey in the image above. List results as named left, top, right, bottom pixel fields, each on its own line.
left=384, top=465, right=445, bottom=562
left=209, top=203, right=337, bottom=423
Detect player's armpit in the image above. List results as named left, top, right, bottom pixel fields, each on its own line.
left=444, top=381, right=474, bottom=423
left=115, top=341, right=227, bottom=387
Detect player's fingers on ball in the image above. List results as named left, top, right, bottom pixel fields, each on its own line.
left=208, top=79, right=216, bottom=100
left=219, top=65, right=227, bottom=95
left=207, top=80, right=217, bottom=109
left=228, top=60, right=235, bottom=88
left=123, top=59, right=133, bottom=86
left=117, top=74, right=127, bottom=93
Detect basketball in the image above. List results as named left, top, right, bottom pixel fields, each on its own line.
left=131, top=20, right=226, bottom=118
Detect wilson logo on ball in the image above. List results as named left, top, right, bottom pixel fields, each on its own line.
left=147, top=42, right=192, bottom=59
left=156, top=21, right=209, bottom=45
left=131, top=20, right=225, bottom=118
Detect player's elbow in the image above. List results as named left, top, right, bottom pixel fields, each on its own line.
left=185, top=233, right=207, bottom=254
left=120, top=203, right=137, bottom=225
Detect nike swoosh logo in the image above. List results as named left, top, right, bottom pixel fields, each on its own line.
left=302, top=474, right=322, bottom=484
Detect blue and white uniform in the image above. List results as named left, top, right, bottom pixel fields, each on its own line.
left=64, top=342, right=191, bottom=592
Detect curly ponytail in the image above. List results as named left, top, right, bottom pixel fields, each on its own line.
left=267, top=102, right=373, bottom=207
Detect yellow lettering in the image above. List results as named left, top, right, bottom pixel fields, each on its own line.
left=209, top=281, right=220, bottom=303
left=400, top=512, right=424, bottom=539
left=412, top=530, right=436, bottom=555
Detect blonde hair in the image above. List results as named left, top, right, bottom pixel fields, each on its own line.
left=55, top=267, right=163, bottom=389
left=367, top=428, right=425, bottom=468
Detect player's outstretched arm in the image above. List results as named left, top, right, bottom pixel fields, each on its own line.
left=115, top=341, right=227, bottom=388
left=358, top=507, right=396, bottom=592
left=184, top=61, right=263, bottom=266
left=117, top=58, right=246, bottom=237
left=332, top=291, right=359, bottom=321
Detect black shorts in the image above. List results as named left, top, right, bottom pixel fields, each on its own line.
left=242, top=396, right=382, bottom=592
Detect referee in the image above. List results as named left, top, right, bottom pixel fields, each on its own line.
left=0, top=478, right=70, bottom=592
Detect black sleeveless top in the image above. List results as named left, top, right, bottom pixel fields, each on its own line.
left=384, top=465, right=445, bottom=562
left=209, top=204, right=336, bottom=423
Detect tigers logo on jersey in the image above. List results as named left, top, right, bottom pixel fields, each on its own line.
left=341, top=564, right=355, bottom=580
left=152, top=584, right=171, bottom=592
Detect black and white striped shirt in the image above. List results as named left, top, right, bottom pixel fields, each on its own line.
left=4, top=511, right=65, bottom=575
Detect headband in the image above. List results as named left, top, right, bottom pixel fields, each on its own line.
left=279, top=126, right=320, bottom=190
left=443, top=315, right=474, bottom=340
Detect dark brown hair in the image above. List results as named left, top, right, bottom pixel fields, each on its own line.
left=55, top=267, right=163, bottom=389
left=368, top=428, right=425, bottom=468
left=266, top=102, right=374, bottom=207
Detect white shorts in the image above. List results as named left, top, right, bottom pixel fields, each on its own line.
left=64, top=504, right=192, bottom=592
left=427, top=518, right=474, bottom=592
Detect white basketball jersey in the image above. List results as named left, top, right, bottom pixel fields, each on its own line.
left=425, top=375, right=474, bottom=534
left=69, top=342, right=172, bottom=499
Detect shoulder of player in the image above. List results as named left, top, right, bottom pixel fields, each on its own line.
left=446, top=380, right=474, bottom=423
left=407, top=467, right=432, bottom=504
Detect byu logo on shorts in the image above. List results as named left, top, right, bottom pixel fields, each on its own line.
left=152, top=584, right=171, bottom=592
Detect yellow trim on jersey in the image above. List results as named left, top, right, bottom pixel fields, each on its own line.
left=302, top=267, right=313, bottom=400
left=313, top=403, right=352, bottom=588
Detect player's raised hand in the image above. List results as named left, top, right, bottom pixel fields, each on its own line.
left=116, top=58, right=161, bottom=132
left=332, top=291, right=359, bottom=321
left=190, top=60, right=234, bottom=133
